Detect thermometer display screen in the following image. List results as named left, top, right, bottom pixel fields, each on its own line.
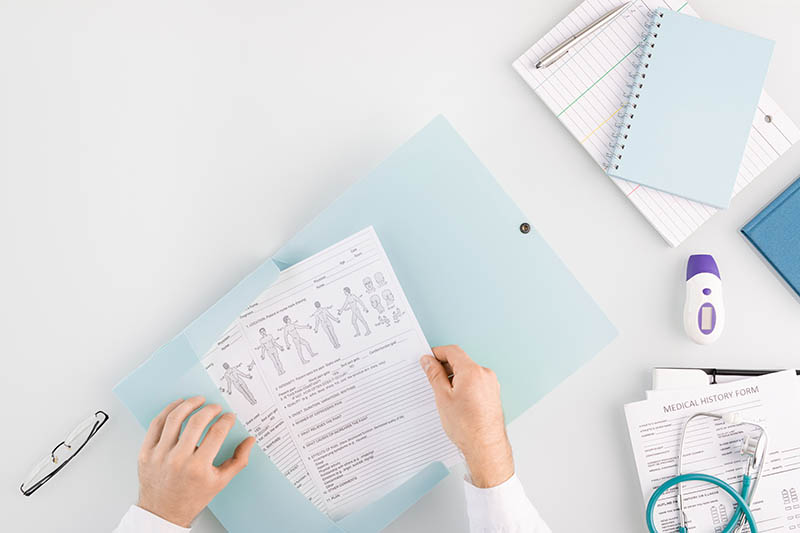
left=701, top=306, right=713, bottom=331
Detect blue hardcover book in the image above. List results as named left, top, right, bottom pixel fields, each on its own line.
left=606, top=9, right=774, bottom=208
left=741, top=176, right=800, bottom=301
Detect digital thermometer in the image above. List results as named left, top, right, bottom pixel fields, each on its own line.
left=684, top=254, right=724, bottom=344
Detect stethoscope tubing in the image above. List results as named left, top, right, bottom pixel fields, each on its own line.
left=646, top=473, right=757, bottom=533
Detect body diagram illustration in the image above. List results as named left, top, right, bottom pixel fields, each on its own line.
left=338, top=286, right=371, bottom=337
left=311, top=301, right=341, bottom=349
left=363, top=277, right=375, bottom=294
left=382, top=288, right=395, bottom=309
left=382, top=289, right=404, bottom=323
left=219, top=362, right=257, bottom=406
left=280, top=315, right=317, bottom=364
left=370, top=294, right=390, bottom=327
left=258, top=327, right=286, bottom=375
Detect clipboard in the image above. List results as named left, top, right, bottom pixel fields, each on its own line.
left=652, top=367, right=800, bottom=390
left=114, top=116, right=617, bottom=532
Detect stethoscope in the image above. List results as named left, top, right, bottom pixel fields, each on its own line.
left=645, top=412, right=768, bottom=533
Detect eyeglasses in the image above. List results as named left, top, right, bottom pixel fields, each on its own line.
left=20, top=410, right=109, bottom=496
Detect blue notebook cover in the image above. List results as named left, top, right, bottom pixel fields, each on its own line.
left=606, top=9, right=774, bottom=208
left=741, top=176, right=800, bottom=300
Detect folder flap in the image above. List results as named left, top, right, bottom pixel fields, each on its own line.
left=114, top=258, right=342, bottom=532
left=113, top=334, right=202, bottom=427
left=114, top=337, right=341, bottom=533
left=184, top=259, right=281, bottom=355
left=274, top=115, right=617, bottom=422
left=335, top=462, right=450, bottom=533
left=115, top=257, right=281, bottom=410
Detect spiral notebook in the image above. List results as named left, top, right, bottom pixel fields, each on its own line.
left=605, top=9, right=774, bottom=208
left=513, top=0, right=800, bottom=247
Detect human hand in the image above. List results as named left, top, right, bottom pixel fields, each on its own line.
left=420, top=345, right=514, bottom=488
left=136, top=397, right=256, bottom=527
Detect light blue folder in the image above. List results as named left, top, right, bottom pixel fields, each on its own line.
left=606, top=9, right=774, bottom=208
left=114, top=116, right=616, bottom=532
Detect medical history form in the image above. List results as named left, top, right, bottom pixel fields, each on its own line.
left=202, top=227, right=460, bottom=520
left=625, top=371, right=800, bottom=532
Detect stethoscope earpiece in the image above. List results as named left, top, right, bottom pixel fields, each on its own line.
left=741, top=435, right=760, bottom=459
left=722, top=412, right=743, bottom=425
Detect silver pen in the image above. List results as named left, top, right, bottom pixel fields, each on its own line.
left=536, top=2, right=632, bottom=69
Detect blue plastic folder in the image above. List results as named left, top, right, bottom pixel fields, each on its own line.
left=114, top=116, right=616, bottom=532
left=741, top=176, right=800, bottom=300
left=606, top=9, right=774, bottom=208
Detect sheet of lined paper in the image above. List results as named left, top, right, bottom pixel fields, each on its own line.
left=513, top=0, right=800, bottom=247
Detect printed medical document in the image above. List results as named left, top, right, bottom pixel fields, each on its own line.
left=625, top=370, right=800, bottom=532
left=203, top=227, right=460, bottom=519
left=203, top=326, right=325, bottom=509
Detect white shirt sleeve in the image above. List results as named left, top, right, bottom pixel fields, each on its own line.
left=114, top=476, right=549, bottom=533
left=113, top=505, right=192, bottom=533
left=463, top=474, right=552, bottom=533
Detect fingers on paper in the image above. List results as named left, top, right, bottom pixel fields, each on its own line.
left=432, top=345, right=474, bottom=374
left=158, top=396, right=206, bottom=450
left=218, top=436, right=256, bottom=483
left=420, top=355, right=451, bottom=395
left=143, top=398, right=184, bottom=449
left=197, top=412, right=237, bottom=462
left=176, top=403, right=224, bottom=455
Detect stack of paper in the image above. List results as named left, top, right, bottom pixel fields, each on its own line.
left=625, top=370, right=800, bottom=532
left=514, top=0, right=800, bottom=246
left=203, top=227, right=460, bottom=520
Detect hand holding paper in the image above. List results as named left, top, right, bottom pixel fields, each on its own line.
left=203, top=227, right=461, bottom=520
left=421, top=346, right=514, bottom=489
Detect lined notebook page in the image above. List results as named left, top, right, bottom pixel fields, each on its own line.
left=513, top=0, right=800, bottom=247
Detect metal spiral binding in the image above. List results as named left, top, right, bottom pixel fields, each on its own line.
left=604, top=9, right=665, bottom=171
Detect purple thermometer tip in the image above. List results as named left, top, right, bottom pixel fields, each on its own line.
left=686, top=254, right=720, bottom=281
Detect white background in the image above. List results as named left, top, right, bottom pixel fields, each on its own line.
left=1, top=0, right=799, bottom=531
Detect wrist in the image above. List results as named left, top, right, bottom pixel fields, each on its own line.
left=462, top=436, right=514, bottom=488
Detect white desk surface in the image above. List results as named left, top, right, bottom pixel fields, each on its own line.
left=2, top=0, right=800, bottom=531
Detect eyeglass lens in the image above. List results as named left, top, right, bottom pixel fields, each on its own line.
left=20, top=411, right=106, bottom=493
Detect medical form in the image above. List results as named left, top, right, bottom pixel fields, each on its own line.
left=202, top=227, right=460, bottom=519
left=625, top=370, right=800, bottom=532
